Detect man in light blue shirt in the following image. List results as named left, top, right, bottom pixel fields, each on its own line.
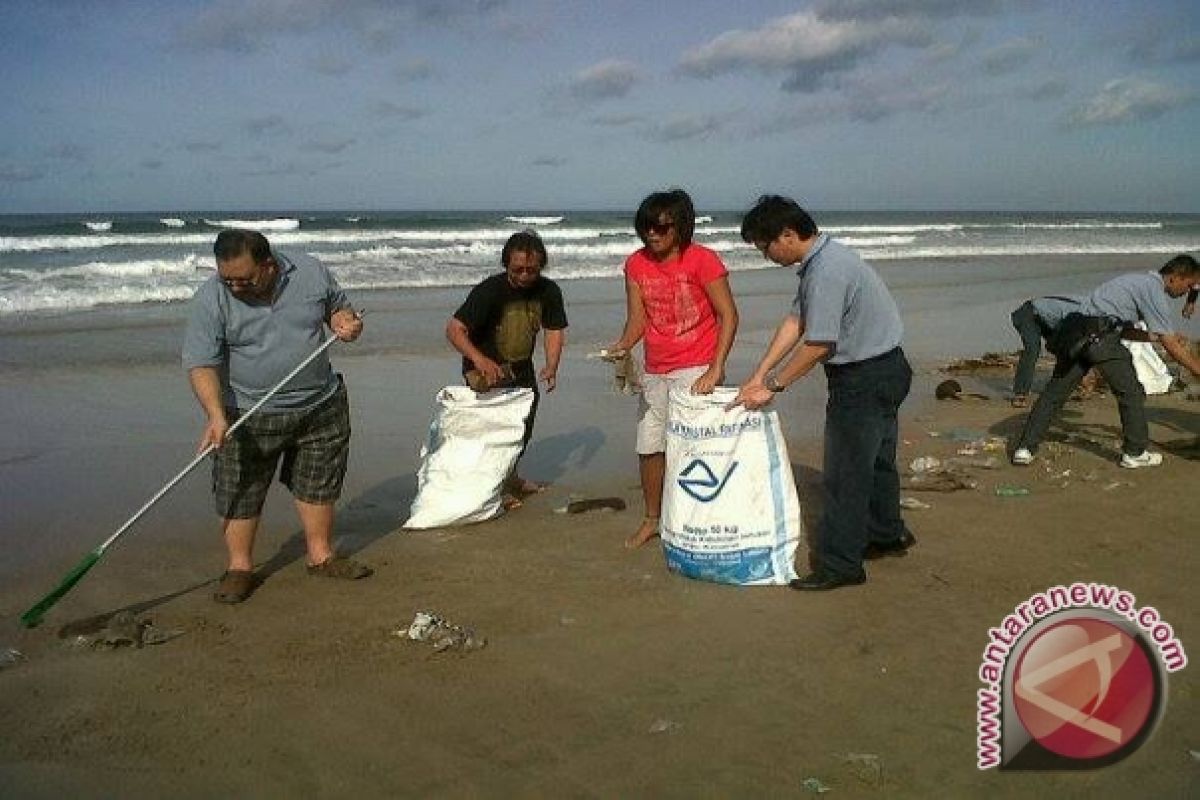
left=183, top=229, right=369, bottom=603
left=731, top=195, right=913, bottom=592
left=1014, top=255, right=1200, bottom=468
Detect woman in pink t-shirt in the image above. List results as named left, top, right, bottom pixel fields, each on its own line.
left=607, top=189, right=739, bottom=548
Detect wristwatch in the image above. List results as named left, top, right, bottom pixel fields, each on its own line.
left=764, top=373, right=786, bottom=393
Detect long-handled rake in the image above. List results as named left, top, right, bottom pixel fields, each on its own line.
left=21, top=331, right=345, bottom=628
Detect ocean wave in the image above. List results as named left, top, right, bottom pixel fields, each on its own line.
left=0, top=284, right=196, bottom=314
left=202, top=217, right=301, bottom=231
left=83, top=221, right=113, bottom=232
left=860, top=242, right=1200, bottom=260
left=504, top=215, right=564, bottom=225
left=977, top=221, right=1164, bottom=230
left=3, top=255, right=205, bottom=282
left=160, top=217, right=187, bottom=228
left=826, top=224, right=965, bottom=234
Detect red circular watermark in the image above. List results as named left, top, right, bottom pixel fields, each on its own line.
left=1012, top=617, right=1157, bottom=761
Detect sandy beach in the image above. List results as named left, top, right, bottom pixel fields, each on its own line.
left=1, top=254, right=1197, bottom=797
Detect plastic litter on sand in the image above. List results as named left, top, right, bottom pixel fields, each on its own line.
left=398, top=611, right=486, bottom=653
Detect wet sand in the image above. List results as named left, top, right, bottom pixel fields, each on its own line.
left=0, top=254, right=1197, bottom=796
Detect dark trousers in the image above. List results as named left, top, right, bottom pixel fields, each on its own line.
left=1011, top=301, right=1053, bottom=397
left=819, top=347, right=913, bottom=578
left=1017, top=332, right=1147, bottom=455
left=511, top=359, right=540, bottom=451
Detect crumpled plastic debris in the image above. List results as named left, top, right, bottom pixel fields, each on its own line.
left=0, top=647, right=25, bottom=670
left=909, top=456, right=942, bottom=473
left=66, top=611, right=185, bottom=650
left=801, top=777, right=832, bottom=794
left=398, top=611, right=486, bottom=653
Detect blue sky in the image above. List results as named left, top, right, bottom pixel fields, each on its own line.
left=1, top=0, right=1197, bottom=213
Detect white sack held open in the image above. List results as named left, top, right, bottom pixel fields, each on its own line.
left=662, top=387, right=801, bottom=585
left=403, top=386, right=535, bottom=530
left=1122, top=322, right=1173, bottom=395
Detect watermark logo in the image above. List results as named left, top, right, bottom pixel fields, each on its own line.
left=977, top=583, right=1185, bottom=770
left=676, top=459, right=738, bottom=502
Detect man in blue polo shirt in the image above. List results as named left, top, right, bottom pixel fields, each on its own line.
left=183, top=229, right=369, bottom=604
left=730, top=195, right=913, bottom=591
left=1013, top=254, right=1200, bottom=468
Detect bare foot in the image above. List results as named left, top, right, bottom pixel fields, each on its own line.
left=501, top=494, right=523, bottom=511
left=624, top=517, right=660, bottom=549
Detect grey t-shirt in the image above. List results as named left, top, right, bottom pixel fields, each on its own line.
left=790, top=234, right=904, bottom=365
left=1080, top=272, right=1174, bottom=335
left=182, top=250, right=351, bottom=412
left=1030, top=295, right=1082, bottom=328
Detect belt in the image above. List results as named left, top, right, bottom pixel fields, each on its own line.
left=824, top=346, right=902, bottom=373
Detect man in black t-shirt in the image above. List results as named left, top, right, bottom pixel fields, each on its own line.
left=446, top=230, right=568, bottom=500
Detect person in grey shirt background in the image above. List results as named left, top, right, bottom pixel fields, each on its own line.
left=1013, top=254, right=1200, bottom=469
left=1009, top=295, right=1082, bottom=408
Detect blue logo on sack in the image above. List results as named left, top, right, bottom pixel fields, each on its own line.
left=677, top=459, right=738, bottom=502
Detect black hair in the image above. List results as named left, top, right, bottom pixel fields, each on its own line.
left=213, top=228, right=272, bottom=264
left=502, top=229, right=548, bottom=268
left=739, top=195, right=819, bottom=245
left=1160, top=254, right=1199, bottom=277
left=634, top=189, right=696, bottom=247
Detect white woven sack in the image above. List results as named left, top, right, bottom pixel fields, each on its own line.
left=1122, top=335, right=1172, bottom=396
left=662, top=387, right=801, bottom=585
left=403, top=386, right=534, bottom=529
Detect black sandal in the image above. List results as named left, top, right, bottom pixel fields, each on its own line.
left=213, top=570, right=256, bottom=604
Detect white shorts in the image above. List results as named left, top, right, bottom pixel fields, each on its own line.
left=636, top=365, right=709, bottom=455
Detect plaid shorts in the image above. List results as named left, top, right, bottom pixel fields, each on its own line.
left=212, top=382, right=351, bottom=519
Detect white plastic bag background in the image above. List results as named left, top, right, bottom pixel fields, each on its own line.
left=662, top=387, right=801, bottom=585
left=403, top=386, right=535, bottom=529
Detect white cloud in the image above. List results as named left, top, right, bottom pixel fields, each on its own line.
left=567, top=60, right=640, bottom=101
left=1068, top=78, right=1194, bottom=126
left=647, top=114, right=724, bottom=142
left=678, top=10, right=927, bottom=91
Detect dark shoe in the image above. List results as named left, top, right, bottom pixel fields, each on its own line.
left=789, top=570, right=867, bottom=591
left=307, top=556, right=372, bottom=580
left=213, top=569, right=256, bottom=604
left=864, top=531, right=917, bottom=560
